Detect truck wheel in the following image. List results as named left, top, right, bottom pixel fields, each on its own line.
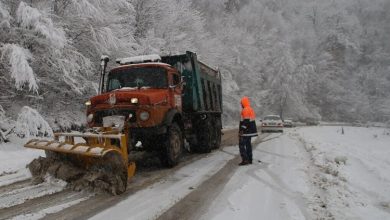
left=211, top=118, right=222, bottom=149
left=196, top=118, right=213, bottom=153
left=160, top=123, right=183, bottom=167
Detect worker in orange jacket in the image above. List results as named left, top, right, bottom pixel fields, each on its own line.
left=238, top=96, right=258, bottom=165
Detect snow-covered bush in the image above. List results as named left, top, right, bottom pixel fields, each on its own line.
left=15, top=106, right=53, bottom=138
left=0, top=44, right=38, bottom=93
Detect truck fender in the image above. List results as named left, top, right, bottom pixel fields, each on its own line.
left=163, top=109, right=182, bottom=128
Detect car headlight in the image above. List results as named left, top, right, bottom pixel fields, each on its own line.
left=85, top=100, right=91, bottom=106
left=139, top=111, right=150, bottom=121
left=130, top=98, right=138, bottom=104
left=87, top=113, right=93, bottom=123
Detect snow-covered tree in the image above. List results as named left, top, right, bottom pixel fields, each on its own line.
left=1, top=43, right=37, bottom=92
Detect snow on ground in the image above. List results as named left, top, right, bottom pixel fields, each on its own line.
left=296, top=126, right=390, bottom=220
left=0, top=136, right=44, bottom=186
left=1, top=126, right=389, bottom=220
left=200, top=133, right=312, bottom=220
left=0, top=175, right=67, bottom=209
left=10, top=194, right=92, bottom=220
left=200, top=126, right=390, bottom=220
left=90, top=148, right=236, bottom=220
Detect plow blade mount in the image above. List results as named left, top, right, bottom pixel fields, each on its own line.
left=24, top=132, right=136, bottom=180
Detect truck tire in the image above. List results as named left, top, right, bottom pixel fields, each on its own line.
left=211, top=117, right=222, bottom=149
left=194, top=118, right=213, bottom=153
left=160, top=123, right=183, bottom=167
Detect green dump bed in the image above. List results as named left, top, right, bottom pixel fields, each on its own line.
left=162, top=51, right=222, bottom=114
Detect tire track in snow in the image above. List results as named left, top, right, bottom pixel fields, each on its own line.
left=157, top=134, right=271, bottom=220
left=41, top=128, right=249, bottom=220
left=41, top=152, right=209, bottom=220
left=0, top=169, right=31, bottom=188
left=0, top=180, right=31, bottom=195
left=0, top=178, right=67, bottom=210
left=10, top=196, right=90, bottom=220
left=243, top=133, right=312, bottom=220
left=0, top=189, right=91, bottom=220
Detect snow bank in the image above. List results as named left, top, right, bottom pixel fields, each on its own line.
left=297, top=126, right=390, bottom=220
left=15, top=106, right=53, bottom=138
left=0, top=136, right=44, bottom=175
left=0, top=134, right=44, bottom=187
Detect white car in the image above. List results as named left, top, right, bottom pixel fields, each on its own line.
left=261, top=115, right=284, bottom=133
left=283, top=119, right=293, bottom=128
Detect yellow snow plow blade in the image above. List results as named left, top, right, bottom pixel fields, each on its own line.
left=24, top=132, right=136, bottom=179
left=25, top=133, right=125, bottom=158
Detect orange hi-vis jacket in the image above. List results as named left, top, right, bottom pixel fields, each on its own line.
left=239, top=96, right=258, bottom=137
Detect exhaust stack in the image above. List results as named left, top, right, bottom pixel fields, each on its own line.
left=99, top=55, right=109, bottom=94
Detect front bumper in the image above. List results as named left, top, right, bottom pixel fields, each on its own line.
left=130, top=125, right=167, bottom=136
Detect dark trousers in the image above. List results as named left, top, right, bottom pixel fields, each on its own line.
left=239, top=136, right=252, bottom=162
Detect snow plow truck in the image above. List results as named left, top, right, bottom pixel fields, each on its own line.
left=24, top=51, right=222, bottom=194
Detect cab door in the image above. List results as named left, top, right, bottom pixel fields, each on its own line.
left=169, top=71, right=183, bottom=111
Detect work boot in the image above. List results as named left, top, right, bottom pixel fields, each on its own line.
left=239, top=161, right=249, bottom=166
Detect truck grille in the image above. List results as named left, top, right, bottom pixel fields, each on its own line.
left=94, top=109, right=136, bottom=124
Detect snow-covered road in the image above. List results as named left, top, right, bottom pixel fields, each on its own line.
left=199, top=132, right=312, bottom=220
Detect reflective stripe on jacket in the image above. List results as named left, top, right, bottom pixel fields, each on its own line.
left=239, top=96, right=258, bottom=137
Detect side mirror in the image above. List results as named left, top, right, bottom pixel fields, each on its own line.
left=170, top=76, right=186, bottom=89
left=181, top=76, right=186, bottom=89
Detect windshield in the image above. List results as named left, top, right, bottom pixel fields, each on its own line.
left=264, top=116, right=281, bottom=121
left=106, top=67, right=167, bottom=91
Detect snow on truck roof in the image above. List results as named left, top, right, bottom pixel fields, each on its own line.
left=116, top=54, right=162, bottom=65
left=113, top=62, right=172, bottom=70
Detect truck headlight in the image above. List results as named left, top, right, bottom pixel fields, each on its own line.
left=139, top=111, right=150, bottom=121
left=85, top=100, right=91, bottom=106
left=87, top=114, right=93, bottom=123
left=131, top=98, right=138, bottom=104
